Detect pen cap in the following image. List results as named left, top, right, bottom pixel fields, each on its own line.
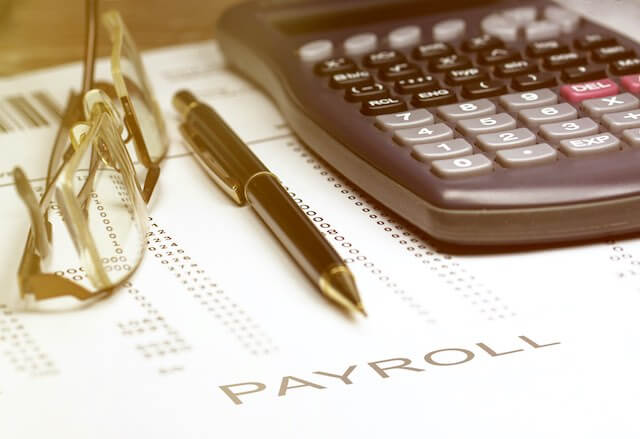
left=173, top=90, right=269, bottom=185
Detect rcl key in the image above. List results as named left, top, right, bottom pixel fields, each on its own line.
left=361, top=97, right=407, bottom=115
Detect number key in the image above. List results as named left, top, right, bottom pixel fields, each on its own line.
left=431, top=154, right=493, bottom=179
left=375, top=109, right=434, bottom=130
left=393, top=123, right=454, bottom=145
left=499, top=89, right=557, bottom=112
left=539, top=118, right=599, bottom=141
left=457, top=113, right=517, bottom=138
left=519, top=103, right=578, bottom=129
left=437, top=98, right=496, bottom=122
left=412, top=138, right=473, bottom=162
left=477, top=128, right=537, bottom=152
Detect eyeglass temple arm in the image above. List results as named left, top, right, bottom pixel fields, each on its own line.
left=82, top=0, right=98, bottom=96
left=14, top=168, right=50, bottom=259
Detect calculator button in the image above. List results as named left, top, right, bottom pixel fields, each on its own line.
left=525, top=20, right=561, bottom=42
left=457, top=113, right=516, bottom=138
left=593, top=45, right=635, bottom=63
left=361, top=97, right=407, bottom=116
left=477, top=128, right=537, bottom=152
left=445, top=67, right=488, bottom=85
left=395, top=75, right=438, bottom=94
left=544, top=6, right=581, bottom=34
left=527, top=39, right=568, bottom=57
left=389, top=25, right=422, bottom=49
left=437, top=98, right=495, bottom=122
left=330, top=71, right=373, bottom=89
left=299, top=40, right=333, bottom=62
left=495, top=59, right=538, bottom=77
left=581, top=93, right=639, bottom=119
left=559, top=79, right=619, bottom=103
left=499, top=89, right=557, bottom=112
left=478, top=47, right=521, bottom=65
left=364, top=50, right=406, bottom=68
left=481, top=14, right=518, bottom=43
left=462, top=79, right=507, bottom=99
left=511, top=72, right=557, bottom=91
left=622, top=128, right=640, bottom=147
left=462, top=34, right=504, bottom=52
left=621, top=74, right=640, bottom=93
left=519, top=103, right=578, bottom=129
left=562, top=65, right=606, bottom=83
left=539, top=118, right=599, bottom=141
left=412, top=88, right=457, bottom=107
left=376, top=109, right=434, bottom=130
left=575, top=34, right=616, bottom=51
left=412, top=138, right=473, bottom=162
left=344, top=33, right=378, bottom=56
left=412, top=42, right=454, bottom=60
left=559, top=133, right=620, bottom=156
left=429, top=54, right=472, bottom=72
left=432, top=154, right=493, bottom=178
left=380, top=63, right=421, bottom=81
left=496, top=143, right=557, bottom=168
left=315, top=57, right=356, bottom=76
left=393, top=123, right=453, bottom=146
left=602, top=110, right=640, bottom=133
left=502, top=7, right=537, bottom=26
left=345, top=83, right=389, bottom=102
left=611, top=58, right=640, bottom=76
left=543, top=52, right=586, bottom=70
left=433, top=19, right=466, bottom=42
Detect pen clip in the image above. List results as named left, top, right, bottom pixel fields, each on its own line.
left=179, top=124, right=246, bottom=205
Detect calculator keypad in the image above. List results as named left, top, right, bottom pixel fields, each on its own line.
left=305, top=3, right=640, bottom=179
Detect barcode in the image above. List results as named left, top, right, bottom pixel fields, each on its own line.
left=0, top=91, right=61, bottom=133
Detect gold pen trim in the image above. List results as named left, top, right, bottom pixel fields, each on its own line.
left=243, top=171, right=279, bottom=202
left=318, top=264, right=366, bottom=316
left=178, top=124, right=244, bottom=205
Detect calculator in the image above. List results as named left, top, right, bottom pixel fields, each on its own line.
left=217, top=0, right=640, bottom=245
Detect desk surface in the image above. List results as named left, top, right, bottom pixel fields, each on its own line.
left=0, top=0, right=243, bottom=76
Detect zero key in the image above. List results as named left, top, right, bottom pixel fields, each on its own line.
left=560, top=79, right=619, bottom=103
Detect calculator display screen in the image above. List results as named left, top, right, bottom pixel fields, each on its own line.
left=268, top=0, right=497, bottom=35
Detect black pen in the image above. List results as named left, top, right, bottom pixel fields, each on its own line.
left=173, top=90, right=366, bottom=316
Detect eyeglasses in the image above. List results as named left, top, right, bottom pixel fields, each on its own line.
left=9, top=0, right=169, bottom=310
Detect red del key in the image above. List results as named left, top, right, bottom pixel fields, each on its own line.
left=560, top=79, right=619, bottom=103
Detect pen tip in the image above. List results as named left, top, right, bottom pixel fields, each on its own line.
left=319, top=265, right=366, bottom=317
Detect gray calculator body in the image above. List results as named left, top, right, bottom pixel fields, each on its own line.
left=217, top=0, right=640, bottom=245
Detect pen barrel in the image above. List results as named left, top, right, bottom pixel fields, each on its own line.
left=188, top=104, right=267, bottom=184
left=245, top=173, right=341, bottom=284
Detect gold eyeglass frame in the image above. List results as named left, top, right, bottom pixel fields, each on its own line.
left=11, top=0, right=169, bottom=310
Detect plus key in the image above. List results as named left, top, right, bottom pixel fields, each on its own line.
left=559, top=79, right=619, bottom=103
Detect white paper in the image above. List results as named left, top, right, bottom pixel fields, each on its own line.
left=2, top=2, right=640, bottom=437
